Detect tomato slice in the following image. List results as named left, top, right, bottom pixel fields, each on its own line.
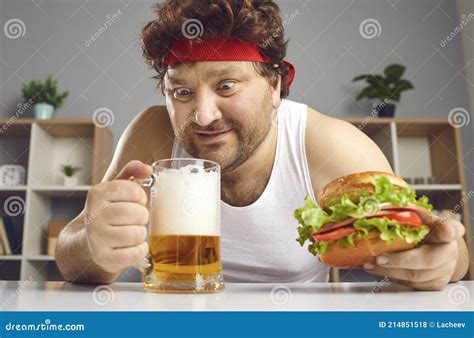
left=312, top=210, right=423, bottom=243
left=370, top=210, right=422, bottom=227
left=312, top=226, right=357, bottom=242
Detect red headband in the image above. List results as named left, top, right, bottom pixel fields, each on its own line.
left=165, top=37, right=295, bottom=88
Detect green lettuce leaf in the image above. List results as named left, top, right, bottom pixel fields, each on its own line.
left=353, top=217, right=430, bottom=245
left=372, top=176, right=433, bottom=211
left=294, top=175, right=432, bottom=254
left=308, top=241, right=330, bottom=256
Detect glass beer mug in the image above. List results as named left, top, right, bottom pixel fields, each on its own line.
left=130, top=158, right=224, bottom=293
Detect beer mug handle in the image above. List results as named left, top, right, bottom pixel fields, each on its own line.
left=129, top=175, right=155, bottom=272
left=129, top=175, right=155, bottom=188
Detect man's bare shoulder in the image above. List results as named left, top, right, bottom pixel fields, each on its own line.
left=101, top=105, right=174, bottom=181
left=125, top=105, right=174, bottom=159
left=305, top=106, right=393, bottom=196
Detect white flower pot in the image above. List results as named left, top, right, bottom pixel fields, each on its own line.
left=63, top=176, right=78, bottom=187
left=34, top=103, right=55, bottom=119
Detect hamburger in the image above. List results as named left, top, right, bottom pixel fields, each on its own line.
left=294, top=171, right=433, bottom=268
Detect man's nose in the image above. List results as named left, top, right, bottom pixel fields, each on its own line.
left=193, top=92, right=222, bottom=127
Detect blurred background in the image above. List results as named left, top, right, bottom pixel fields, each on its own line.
left=0, top=0, right=472, bottom=283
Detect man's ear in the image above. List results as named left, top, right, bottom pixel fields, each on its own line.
left=272, top=75, right=282, bottom=109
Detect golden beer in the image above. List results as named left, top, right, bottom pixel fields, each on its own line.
left=148, top=234, right=222, bottom=282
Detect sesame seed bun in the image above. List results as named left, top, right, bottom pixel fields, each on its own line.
left=317, top=171, right=409, bottom=210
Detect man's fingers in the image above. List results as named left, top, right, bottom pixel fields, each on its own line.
left=373, top=241, right=457, bottom=269
left=104, top=202, right=149, bottom=226
left=106, top=225, right=148, bottom=249
left=110, top=242, right=149, bottom=268
left=87, top=180, right=148, bottom=205
left=115, top=160, right=153, bottom=180
left=424, top=215, right=465, bottom=244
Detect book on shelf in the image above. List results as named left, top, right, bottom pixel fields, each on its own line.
left=0, top=216, right=21, bottom=255
left=0, top=218, right=12, bottom=254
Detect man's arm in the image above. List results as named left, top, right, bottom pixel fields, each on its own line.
left=55, top=210, right=118, bottom=284
left=305, top=107, right=469, bottom=288
left=55, top=106, right=172, bottom=284
left=305, top=107, right=394, bottom=195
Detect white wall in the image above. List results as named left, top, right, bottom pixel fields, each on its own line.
left=0, top=0, right=471, bottom=127
left=0, top=0, right=472, bottom=216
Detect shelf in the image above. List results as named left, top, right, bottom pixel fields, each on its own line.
left=32, top=185, right=91, bottom=190
left=395, top=120, right=449, bottom=137
left=0, top=255, right=56, bottom=261
left=26, top=255, right=56, bottom=261
left=411, top=184, right=462, bottom=191
left=0, top=255, right=22, bottom=260
left=0, top=185, right=28, bottom=191
left=32, top=186, right=91, bottom=197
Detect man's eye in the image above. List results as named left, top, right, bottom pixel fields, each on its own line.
left=174, top=88, right=192, bottom=97
left=218, top=81, right=236, bottom=91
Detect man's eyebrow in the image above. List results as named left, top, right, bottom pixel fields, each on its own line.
left=167, top=76, right=188, bottom=86
left=167, top=65, right=244, bottom=85
left=202, top=65, right=243, bottom=81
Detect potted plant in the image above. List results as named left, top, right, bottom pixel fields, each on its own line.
left=61, top=164, right=81, bottom=187
left=21, top=75, right=69, bottom=120
left=352, top=64, right=414, bottom=117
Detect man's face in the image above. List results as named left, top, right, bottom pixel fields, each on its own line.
left=164, top=61, right=281, bottom=173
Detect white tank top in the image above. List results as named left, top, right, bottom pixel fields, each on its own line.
left=171, top=99, right=329, bottom=283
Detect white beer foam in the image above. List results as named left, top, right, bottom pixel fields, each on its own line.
left=150, top=164, right=220, bottom=236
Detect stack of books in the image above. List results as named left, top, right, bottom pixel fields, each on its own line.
left=0, top=216, right=21, bottom=255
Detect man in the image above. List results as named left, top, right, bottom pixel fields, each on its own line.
left=56, top=0, right=469, bottom=290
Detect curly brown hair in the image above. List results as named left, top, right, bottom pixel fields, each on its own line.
left=141, top=0, right=291, bottom=98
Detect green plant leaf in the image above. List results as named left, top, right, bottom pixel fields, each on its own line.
left=355, top=86, right=379, bottom=101
left=353, top=74, right=370, bottom=82
left=384, top=64, right=405, bottom=83
left=365, top=75, right=386, bottom=87
left=365, top=75, right=391, bottom=100
left=392, top=80, right=414, bottom=94
left=61, top=165, right=81, bottom=177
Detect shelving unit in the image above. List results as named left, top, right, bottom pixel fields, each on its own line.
left=329, top=118, right=473, bottom=282
left=0, top=119, right=112, bottom=281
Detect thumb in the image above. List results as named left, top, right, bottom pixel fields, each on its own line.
left=423, top=214, right=465, bottom=244
left=115, top=160, right=153, bottom=180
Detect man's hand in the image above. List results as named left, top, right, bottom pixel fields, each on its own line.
left=363, top=215, right=467, bottom=291
left=84, top=160, right=152, bottom=274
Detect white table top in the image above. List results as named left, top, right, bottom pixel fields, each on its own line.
left=0, top=281, right=472, bottom=311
